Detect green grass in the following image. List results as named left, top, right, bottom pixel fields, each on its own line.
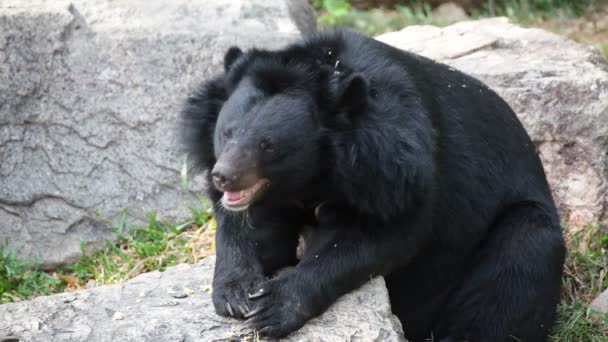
left=69, top=208, right=214, bottom=284
left=473, top=0, right=607, bottom=23
left=0, top=205, right=215, bottom=304
left=313, top=0, right=608, bottom=36
left=313, top=0, right=608, bottom=70
left=550, top=225, right=608, bottom=341
left=314, top=1, right=445, bottom=36
left=1, top=204, right=607, bottom=340
left=0, top=245, right=64, bottom=303
left=553, top=302, right=608, bottom=341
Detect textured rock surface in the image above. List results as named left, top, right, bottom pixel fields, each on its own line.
left=0, top=256, right=405, bottom=342
left=377, top=18, right=608, bottom=230
left=591, top=288, right=608, bottom=314
left=0, top=0, right=316, bottom=268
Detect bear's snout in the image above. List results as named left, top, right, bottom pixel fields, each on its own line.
left=211, top=145, right=261, bottom=193
left=211, top=149, right=269, bottom=210
left=211, top=162, right=240, bottom=190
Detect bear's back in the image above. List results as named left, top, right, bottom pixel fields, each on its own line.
left=297, top=30, right=556, bottom=231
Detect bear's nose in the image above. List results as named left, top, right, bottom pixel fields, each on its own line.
left=211, top=173, right=227, bottom=188
left=211, top=163, right=239, bottom=190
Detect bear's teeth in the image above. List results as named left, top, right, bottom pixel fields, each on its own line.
left=240, top=191, right=245, bottom=198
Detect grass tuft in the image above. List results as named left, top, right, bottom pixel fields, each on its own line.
left=550, top=225, right=608, bottom=340
left=0, top=246, right=64, bottom=304
left=552, top=302, right=608, bottom=341
left=66, top=207, right=216, bottom=289
left=0, top=204, right=215, bottom=303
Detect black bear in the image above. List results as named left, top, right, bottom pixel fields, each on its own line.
left=180, top=30, right=565, bottom=341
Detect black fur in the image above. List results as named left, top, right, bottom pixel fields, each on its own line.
left=179, top=30, right=565, bottom=341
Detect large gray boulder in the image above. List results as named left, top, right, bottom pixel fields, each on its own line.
left=0, top=0, right=316, bottom=269
left=377, top=18, right=608, bottom=231
left=0, top=256, right=406, bottom=341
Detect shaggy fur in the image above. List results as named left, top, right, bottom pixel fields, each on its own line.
left=179, top=30, right=565, bottom=341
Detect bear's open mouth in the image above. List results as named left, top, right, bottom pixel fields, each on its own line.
left=221, top=178, right=270, bottom=211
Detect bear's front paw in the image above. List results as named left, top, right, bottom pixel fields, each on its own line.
left=212, top=271, right=264, bottom=319
left=245, top=275, right=316, bottom=338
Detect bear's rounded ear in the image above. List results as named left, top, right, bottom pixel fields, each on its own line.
left=224, top=46, right=243, bottom=73
left=331, top=73, right=368, bottom=113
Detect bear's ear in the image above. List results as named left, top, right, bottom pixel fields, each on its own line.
left=331, top=73, right=368, bottom=113
left=224, top=46, right=243, bottom=72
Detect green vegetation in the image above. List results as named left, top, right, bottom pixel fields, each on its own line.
left=312, top=0, right=608, bottom=60
left=474, top=0, right=607, bottom=22
left=0, top=245, right=64, bottom=303
left=313, top=0, right=608, bottom=34
left=553, top=302, right=608, bottom=341
left=551, top=225, right=608, bottom=341
left=313, top=0, right=437, bottom=36
left=0, top=205, right=216, bottom=304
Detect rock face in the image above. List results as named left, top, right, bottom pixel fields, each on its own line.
left=377, top=18, right=608, bottom=230
left=0, top=256, right=405, bottom=342
left=0, top=0, right=316, bottom=269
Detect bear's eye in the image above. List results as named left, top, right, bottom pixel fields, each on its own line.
left=260, top=138, right=275, bottom=153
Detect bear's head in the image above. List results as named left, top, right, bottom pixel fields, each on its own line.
left=209, top=46, right=368, bottom=211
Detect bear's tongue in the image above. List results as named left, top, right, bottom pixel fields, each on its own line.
left=224, top=191, right=246, bottom=202
left=222, top=179, right=269, bottom=208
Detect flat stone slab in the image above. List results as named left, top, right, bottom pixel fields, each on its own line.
left=0, top=256, right=405, bottom=341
